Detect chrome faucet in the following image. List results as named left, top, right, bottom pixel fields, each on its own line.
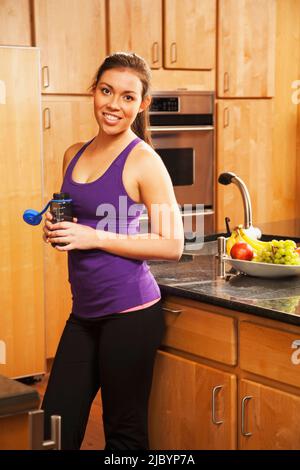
left=218, top=172, right=252, bottom=229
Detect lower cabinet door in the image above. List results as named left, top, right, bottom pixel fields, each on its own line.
left=149, top=350, right=237, bottom=450
left=239, top=379, right=300, bottom=449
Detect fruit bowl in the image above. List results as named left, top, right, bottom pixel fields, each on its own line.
left=225, top=257, right=300, bottom=279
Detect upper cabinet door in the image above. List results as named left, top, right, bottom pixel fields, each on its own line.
left=164, top=0, right=216, bottom=70
left=218, top=0, right=276, bottom=97
left=108, top=0, right=162, bottom=69
left=216, top=99, right=273, bottom=231
left=34, top=0, right=106, bottom=94
left=0, top=0, right=31, bottom=46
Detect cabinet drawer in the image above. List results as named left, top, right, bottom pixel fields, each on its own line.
left=162, top=301, right=237, bottom=365
left=240, top=322, right=300, bottom=388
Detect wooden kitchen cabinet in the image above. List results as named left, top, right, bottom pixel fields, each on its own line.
left=108, top=0, right=162, bottom=69
left=218, top=0, right=276, bottom=97
left=149, top=351, right=236, bottom=450
left=149, top=296, right=237, bottom=449
left=108, top=0, right=216, bottom=72
left=216, top=99, right=274, bottom=232
left=33, top=0, right=106, bottom=94
left=0, top=0, right=31, bottom=46
left=149, top=295, right=300, bottom=449
left=238, top=321, right=300, bottom=449
left=164, top=0, right=216, bottom=70
left=0, top=46, right=45, bottom=378
left=42, top=97, right=98, bottom=357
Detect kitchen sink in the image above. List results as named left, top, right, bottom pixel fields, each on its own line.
left=183, top=240, right=217, bottom=256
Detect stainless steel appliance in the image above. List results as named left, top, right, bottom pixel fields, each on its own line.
left=149, top=90, right=215, bottom=236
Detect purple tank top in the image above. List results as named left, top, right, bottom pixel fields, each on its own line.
left=61, top=137, right=160, bottom=318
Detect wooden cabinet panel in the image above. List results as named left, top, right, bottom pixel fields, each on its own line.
left=218, top=0, right=276, bottom=97
left=216, top=99, right=273, bottom=231
left=0, top=0, right=31, bottom=46
left=0, top=47, right=45, bottom=378
left=239, top=379, right=300, bottom=449
left=149, top=350, right=236, bottom=450
left=194, top=358, right=236, bottom=449
left=42, top=98, right=98, bottom=358
left=240, top=321, right=300, bottom=388
left=272, top=0, right=300, bottom=224
left=162, top=299, right=237, bottom=365
left=149, top=351, right=196, bottom=449
left=164, top=0, right=216, bottom=70
left=108, top=0, right=162, bottom=69
left=34, top=0, right=106, bottom=94
left=0, top=414, right=30, bottom=450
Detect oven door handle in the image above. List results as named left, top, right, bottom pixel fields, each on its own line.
left=149, top=126, right=214, bottom=132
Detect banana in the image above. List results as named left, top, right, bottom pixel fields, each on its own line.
left=238, top=227, right=270, bottom=252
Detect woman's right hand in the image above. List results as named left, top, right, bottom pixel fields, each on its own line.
left=42, top=211, right=53, bottom=243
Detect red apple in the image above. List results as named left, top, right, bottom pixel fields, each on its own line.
left=230, top=242, right=254, bottom=261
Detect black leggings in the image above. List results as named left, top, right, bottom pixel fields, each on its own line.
left=41, top=300, right=165, bottom=450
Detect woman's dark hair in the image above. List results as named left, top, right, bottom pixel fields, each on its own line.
left=90, top=52, right=152, bottom=146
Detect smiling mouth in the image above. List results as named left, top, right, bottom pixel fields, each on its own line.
left=103, top=112, right=121, bottom=122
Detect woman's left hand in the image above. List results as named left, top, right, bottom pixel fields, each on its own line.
left=47, top=220, right=99, bottom=251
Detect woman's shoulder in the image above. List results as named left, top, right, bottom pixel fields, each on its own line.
left=127, top=139, right=171, bottom=187
left=131, top=140, right=167, bottom=173
left=132, top=140, right=161, bottom=165
left=62, top=141, right=85, bottom=176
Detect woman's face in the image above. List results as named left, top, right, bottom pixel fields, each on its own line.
left=93, top=67, right=150, bottom=136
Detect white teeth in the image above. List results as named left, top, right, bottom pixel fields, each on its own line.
left=104, top=113, right=120, bottom=121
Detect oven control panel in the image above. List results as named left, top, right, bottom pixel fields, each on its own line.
left=150, top=97, right=179, bottom=113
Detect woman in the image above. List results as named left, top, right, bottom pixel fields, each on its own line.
left=42, top=52, right=184, bottom=450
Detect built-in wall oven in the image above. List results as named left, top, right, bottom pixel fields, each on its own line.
left=148, top=90, right=215, bottom=238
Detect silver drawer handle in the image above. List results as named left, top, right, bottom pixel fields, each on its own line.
left=43, top=107, right=51, bottom=129
left=42, top=65, right=50, bottom=88
left=241, top=395, right=253, bottom=437
left=162, top=307, right=182, bottom=315
left=29, top=410, right=61, bottom=450
left=152, top=41, right=159, bottom=64
left=170, top=42, right=177, bottom=63
left=224, top=72, right=230, bottom=93
left=212, top=385, right=224, bottom=425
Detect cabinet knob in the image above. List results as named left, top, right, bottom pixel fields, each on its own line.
left=224, top=72, right=230, bottom=93
left=162, top=307, right=182, bottom=315
left=212, top=385, right=224, bottom=425
left=152, top=42, right=160, bottom=64
left=223, top=107, right=230, bottom=128
left=42, top=66, right=50, bottom=89
left=170, top=42, right=177, bottom=63
left=43, top=107, right=51, bottom=130
left=241, top=395, right=253, bottom=437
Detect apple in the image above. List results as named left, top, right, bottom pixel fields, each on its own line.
left=230, top=242, right=254, bottom=261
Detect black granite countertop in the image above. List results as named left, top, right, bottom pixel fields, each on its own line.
left=0, top=375, right=39, bottom=417
left=150, top=231, right=300, bottom=327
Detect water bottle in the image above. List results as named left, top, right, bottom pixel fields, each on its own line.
left=50, top=192, right=73, bottom=247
